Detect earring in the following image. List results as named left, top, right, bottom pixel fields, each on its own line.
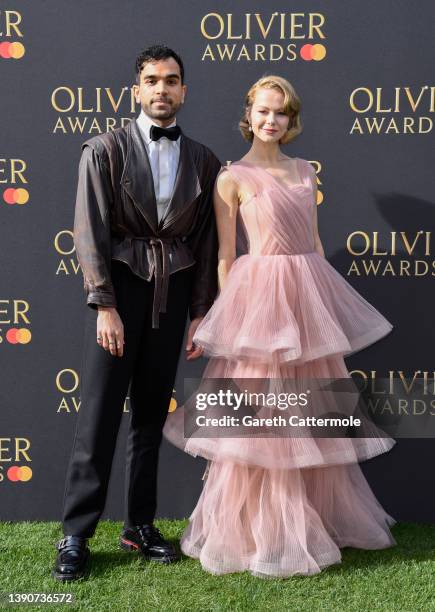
left=248, top=123, right=252, bottom=132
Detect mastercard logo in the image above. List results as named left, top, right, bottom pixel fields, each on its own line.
left=300, top=44, right=326, bottom=61
left=4, top=328, right=32, bottom=344
left=7, top=466, right=32, bottom=482
left=3, top=187, right=29, bottom=205
left=0, top=41, right=25, bottom=59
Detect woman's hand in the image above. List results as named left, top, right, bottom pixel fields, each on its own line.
left=96, top=306, right=125, bottom=357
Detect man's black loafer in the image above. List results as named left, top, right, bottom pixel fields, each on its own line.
left=52, top=536, right=90, bottom=581
left=120, top=524, right=180, bottom=564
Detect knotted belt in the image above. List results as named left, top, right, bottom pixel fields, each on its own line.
left=131, top=236, right=175, bottom=329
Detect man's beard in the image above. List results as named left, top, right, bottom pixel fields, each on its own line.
left=144, top=99, right=180, bottom=121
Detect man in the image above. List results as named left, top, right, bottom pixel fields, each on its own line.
left=53, top=44, right=221, bottom=581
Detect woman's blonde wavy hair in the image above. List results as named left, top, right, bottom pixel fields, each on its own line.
left=239, top=75, right=302, bottom=145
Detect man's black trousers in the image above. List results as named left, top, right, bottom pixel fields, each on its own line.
left=62, top=259, right=193, bottom=537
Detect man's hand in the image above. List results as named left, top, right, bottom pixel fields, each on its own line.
left=97, top=306, right=125, bottom=357
left=186, top=317, right=204, bottom=361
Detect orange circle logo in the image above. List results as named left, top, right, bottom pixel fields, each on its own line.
left=7, top=466, right=33, bottom=481
left=3, top=187, right=29, bottom=205
left=300, top=44, right=326, bottom=61
left=5, top=328, right=32, bottom=344
left=168, top=397, right=177, bottom=413
left=317, top=190, right=324, bottom=205
left=19, top=466, right=32, bottom=481
left=0, top=41, right=25, bottom=59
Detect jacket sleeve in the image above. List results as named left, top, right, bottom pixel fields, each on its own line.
left=73, top=144, right=117, bottom=309
left=188, top=150, right=222, bottom=320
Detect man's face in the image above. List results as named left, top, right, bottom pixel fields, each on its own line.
left=133, top=58, right=186, bottom=126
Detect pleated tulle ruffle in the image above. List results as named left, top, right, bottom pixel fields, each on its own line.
left=163, top=353, right=396, bottom=470
left=180, top=460, right=396, bottom=578
left=193, top=252, right=393, bottom=366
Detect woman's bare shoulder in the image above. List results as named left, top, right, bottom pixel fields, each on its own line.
left=216, top=164, right=239, bottom=189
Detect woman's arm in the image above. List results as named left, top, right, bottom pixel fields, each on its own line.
left=213, top=168, right=239, bottom=290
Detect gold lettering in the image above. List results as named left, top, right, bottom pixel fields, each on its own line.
left=255, top=13, right=279, bottom=39
left=54, top=230, right=74, bottom=256
left=14, top=300, right=30, bottom=324
left=77, top=87, right=93, bottom=113
left=15, top=438, right=31, bottom=462
left=289, top=13, right=305, bottom=39
left=52, top=87, right=75, bottom=112
left=56, top=369, right=79, bottom=394
left=201, top=13, right=225, bottom=40
left=1, top=10, right=23, bottom=37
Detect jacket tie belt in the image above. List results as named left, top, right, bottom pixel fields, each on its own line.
left=131, top=236, right=177, bottom=329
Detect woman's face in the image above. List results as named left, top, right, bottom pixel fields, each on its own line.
left=248, top=88, right=291, bottom=143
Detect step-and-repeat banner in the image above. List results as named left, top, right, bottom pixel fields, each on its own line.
left=1, top=2, right=434, bottom=522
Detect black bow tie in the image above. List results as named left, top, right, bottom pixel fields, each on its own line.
left=150, top=124, right=181, bottom=142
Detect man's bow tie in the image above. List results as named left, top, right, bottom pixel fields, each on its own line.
left=150, top=124, right=181, bottom=142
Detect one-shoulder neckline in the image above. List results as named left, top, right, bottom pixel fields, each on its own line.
left=233, top=157, right=305, bottom=191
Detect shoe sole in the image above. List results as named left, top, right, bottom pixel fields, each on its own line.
left=119, top=537, right=180, bottom=564
left=51, top=569, right=86, bottom=582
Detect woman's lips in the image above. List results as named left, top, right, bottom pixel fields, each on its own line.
left=263, top=128, right=277, bottom=134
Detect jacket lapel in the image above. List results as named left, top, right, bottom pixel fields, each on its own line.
left=121, top=118, right=158, bottom=232
left=120, top=118, right=203, bottom=234
left=159, top=134, right=202, bottom=231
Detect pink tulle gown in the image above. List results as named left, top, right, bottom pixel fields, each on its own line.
left=163, top=158, right=396, bottom=578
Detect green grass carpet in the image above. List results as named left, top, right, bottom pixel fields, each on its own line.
left=1, top=521, right=435, bottom=611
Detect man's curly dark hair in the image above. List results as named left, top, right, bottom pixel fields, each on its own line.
left=135, top=44, right=185, bottom=84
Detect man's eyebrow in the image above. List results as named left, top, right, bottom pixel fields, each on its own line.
left=143, top=73, right=180, bottom=80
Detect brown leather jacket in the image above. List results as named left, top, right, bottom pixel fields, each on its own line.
left=73, top=117, right=222, bottom=328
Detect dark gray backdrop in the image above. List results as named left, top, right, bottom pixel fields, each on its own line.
left=1, top=1, right=434, bottom=522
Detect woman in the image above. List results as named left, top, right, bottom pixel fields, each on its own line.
left=164, top=75, right=396, bottom=578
